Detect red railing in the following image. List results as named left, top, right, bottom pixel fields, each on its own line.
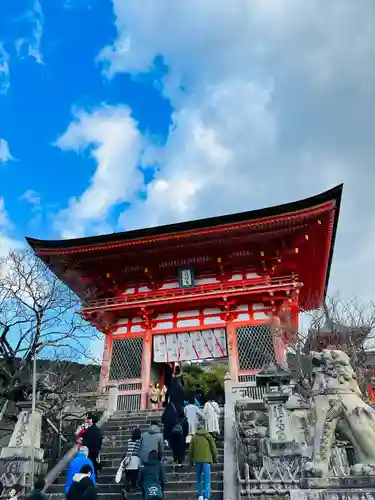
left=82, top=274, right=301, bottom=313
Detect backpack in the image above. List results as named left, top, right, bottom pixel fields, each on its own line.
left=145, top=484, right=163, bottom=500
left=171, top=403, right=183, bottom=435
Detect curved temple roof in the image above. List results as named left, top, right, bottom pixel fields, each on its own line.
left=27, top=184, right=342, bottom=249
left=26, top=184, right=343, bottom=305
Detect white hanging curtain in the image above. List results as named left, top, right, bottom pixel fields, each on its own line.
left=153, top=328, right=227, bottom=362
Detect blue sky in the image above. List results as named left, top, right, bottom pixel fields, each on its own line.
left=1, top=0, right=375, bottom=312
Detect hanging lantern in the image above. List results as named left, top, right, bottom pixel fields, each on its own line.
left=318, top=220, right=322, bottom=225
left=106, top=273, right=111, bottom=278
left=144, top=267, right=149, bottom=274
left=305, top=234, right=309, bottom=240
left=217, top=257, right=222, bottom=263
left=295, top=247, right=299, bottom=254
left=260, top=251, right=265, bottom=257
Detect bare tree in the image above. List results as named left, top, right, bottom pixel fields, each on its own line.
left=0, top=248, right=101, bottom=410
left=285, top=293, right=375, bottom=395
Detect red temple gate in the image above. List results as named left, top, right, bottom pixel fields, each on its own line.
left=27, top=184, right=342, bottom=410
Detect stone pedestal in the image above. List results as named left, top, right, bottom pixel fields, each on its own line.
left=0, top=402, right=45, bottom=488
left=291, top=477, right=375, bottom=500
left=257, top=365, right=297, bottom=458
left=291, top=489, right=375, bottom=500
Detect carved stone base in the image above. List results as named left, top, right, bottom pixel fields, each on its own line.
left=291, top=489, right=375, bottom=500
left=0, top=456, right=46, bottom=488
left=293, top=477, right=375, bottom=500
left=300, top=476, right=375, bottom=489
left=1, top=447, right=44, bottom=461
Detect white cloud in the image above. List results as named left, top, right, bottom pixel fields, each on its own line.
left=20, top=189, right=41, bottom=206
left=0, top=44, right=10, bottom=94
left=0, top=198, right=11, bottom=231
left=99, top=1, right=375, bottom=94
left=0, top=138, right=13, bottom=163
left=89, top=336, right=104, bottom=364
left=20, top=190, right=42, bottom=226
left=0, top=198, right=21, bottom=258
left=120, top=79, right=276, bottom=228
left=16, top=0, right=44, bottom=64
left=41, top=1, right=371, bottom=301
left=29, top=0, right=44, bottom=63
left=54, top=106, right=142, bottom=238
left=95, top=0, right=375, bottom=302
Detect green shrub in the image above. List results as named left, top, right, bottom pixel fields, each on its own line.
left=183, top=364, right=225, bottom=403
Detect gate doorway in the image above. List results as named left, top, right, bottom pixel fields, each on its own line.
left=163, top=363, right=174, bottom=388
left=150, top=360, right=174, bottom=388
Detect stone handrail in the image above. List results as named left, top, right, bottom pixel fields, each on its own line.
left=43, top=383, right=119, bottom=491
left=0, top=400, right=8, bottom=422
left=232, top=381, right=266, bottom=402
left=223, top=373, right=238, bottom=500
left=224, top=375, right=274, bottom=500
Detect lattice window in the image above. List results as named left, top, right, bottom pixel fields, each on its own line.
left=118, top=394, right=141, bottom=412
left=236, top=325, right=276, bottom=371
left=109, top=338, right=143, bottom=380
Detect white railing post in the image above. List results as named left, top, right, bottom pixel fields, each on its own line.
left=224, top=372, right=238, bottom=500
left=107, top=382, right=119, bottom=414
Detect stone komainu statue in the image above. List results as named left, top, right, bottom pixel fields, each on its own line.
left=305, top=349, right=375, bottom=477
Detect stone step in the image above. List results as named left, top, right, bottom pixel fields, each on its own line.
left=58, top=463, right=223, bottom=479
left=107, top=414, right=223, bottom=421
left=111, top=408, right=223, bottom=418
left=103, top=436, right=224, bottom=445
left=49, top=480, right=223, bottom=494
left=48, top=491, right=223, bottom=500
left=107, top=414, right=223, bottom=422
left=111, top=410, right=165, bottom=416
left=102, top=423, right=224, bottom=433
left=57, top=469, right=223, bottom=483
left=106, top=414, right=224, bottom=422
left=107, top=415, right=163, bottom=422
left=99, top=456, right=223, bottom=469
left=100, top=450, right=224, bottom=461
left=102, top=440, right=224, bottom=450
left=107, top=414, right=164, bottom=422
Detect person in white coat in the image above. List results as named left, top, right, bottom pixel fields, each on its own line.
left=184, top=396, right=204, bottom=443
left=203, top=398, right=220, bottom=438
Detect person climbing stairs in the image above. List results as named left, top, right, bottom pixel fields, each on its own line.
left=48, top=409, right=224, bottom=500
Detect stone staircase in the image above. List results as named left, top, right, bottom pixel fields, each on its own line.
left=48, top=409, right=224, bottom=500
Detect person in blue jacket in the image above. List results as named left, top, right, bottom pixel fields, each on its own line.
left=65, top=446, right=96, bottom=494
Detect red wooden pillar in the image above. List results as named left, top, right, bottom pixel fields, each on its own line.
left=226, top=320, right=239, bottom=382
left=141, top=329, right=152, bottom=409
left=98, top=333, right=113, bottom=392
left=271, top=315, right=288, bottom=368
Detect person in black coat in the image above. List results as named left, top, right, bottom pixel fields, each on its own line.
left=66, top=464, right=97, bottom=500
left=166, top=366, right=185, bottom=411
left=173, top=366, right=184, bottom=386
left=162, top=403, right=188, bottom=467
left=82, top=414, right=103, bottom=477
